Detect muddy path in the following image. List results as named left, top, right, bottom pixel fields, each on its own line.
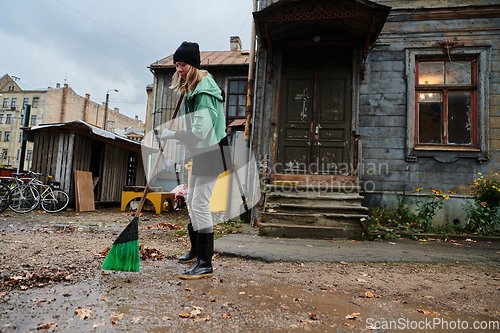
left=0, top=208, right=499, bottom=332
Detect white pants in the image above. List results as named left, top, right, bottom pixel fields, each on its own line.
left=186, top=173, right=218, bottom=232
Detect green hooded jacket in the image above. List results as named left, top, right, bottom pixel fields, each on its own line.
left=179, top=75, right=227, bottom=149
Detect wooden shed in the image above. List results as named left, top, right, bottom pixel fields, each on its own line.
left=28, top=120, right=150, bottom=206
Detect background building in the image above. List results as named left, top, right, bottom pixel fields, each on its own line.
left=0, top=74, right=144, bottom=169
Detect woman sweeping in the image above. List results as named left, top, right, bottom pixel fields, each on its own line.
left=161, top=41, right=230, bottom=280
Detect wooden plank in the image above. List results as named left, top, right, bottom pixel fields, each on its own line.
left=74, top=170, right=95, bottom=212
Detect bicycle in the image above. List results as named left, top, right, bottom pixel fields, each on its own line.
left=26, top=172, right=70, bottom=213
left=5, top=173, right=40, bottom=214
left=0, top=181, right=12, bottom=214
left=5, top=172, right=69, bottom=213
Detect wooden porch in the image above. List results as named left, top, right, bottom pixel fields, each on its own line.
left=259, top=174, right=368, bottom=239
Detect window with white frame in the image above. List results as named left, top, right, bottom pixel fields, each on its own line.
left=0, top=114, right=3, bottom=124
left=33, top=97, right=39, bottom=108
left=23, top=98, right=29, bottom=108
left=405, top=47, right=489, bottom=162
left=1, top=149, right=7, bottom=159
left=11, top=98, right=16, bottom=110
left=2, top=99, right=8, bottom=108
left=30, top=115, right=37, bottom=125
left=6, top=114, right=12, bottom=124
left=4, top=132, right=10, bottom=142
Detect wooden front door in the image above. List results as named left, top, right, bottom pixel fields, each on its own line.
left=278, top=71, right=352, bottom=175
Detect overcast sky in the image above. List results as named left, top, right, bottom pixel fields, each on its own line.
left=1, top=0, right=254, bottom=121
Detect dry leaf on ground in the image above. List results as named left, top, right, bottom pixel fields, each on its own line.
left=364, top=291, right=382, bottom=298
left=74, top=307, right=93, bottom=320
left=36, top=322, right=58, bottom=330
left=109, top=312, right=124, bottom=324
left=417, top=308, right=439, bottom=317
left=346, top=312, right=360, bottom=320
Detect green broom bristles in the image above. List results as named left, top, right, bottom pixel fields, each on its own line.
left=102, top=217, right=140, bottom=272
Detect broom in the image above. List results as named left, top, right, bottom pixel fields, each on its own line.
left=102, top=93, right=184, bottom=271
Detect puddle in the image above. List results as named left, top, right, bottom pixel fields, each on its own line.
left=2, top=260, right=498, bottom=332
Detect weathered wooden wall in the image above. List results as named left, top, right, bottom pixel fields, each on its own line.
left=100, top=143, right=129, bottom=202
left=32, top=131, right=74, bottom=194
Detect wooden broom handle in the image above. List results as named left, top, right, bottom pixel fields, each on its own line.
left=135, top=93, right=185, bottom=217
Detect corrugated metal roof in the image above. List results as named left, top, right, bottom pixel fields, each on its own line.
left=150, top=50, right=250, bottom=69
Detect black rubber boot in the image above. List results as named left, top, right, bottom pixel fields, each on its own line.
left=177, top=223, right=197, bottom=263
left=178, top=233, right=213, bottom=279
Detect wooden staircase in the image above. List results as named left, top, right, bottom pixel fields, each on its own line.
left=259, top=181, right=368, bottom=239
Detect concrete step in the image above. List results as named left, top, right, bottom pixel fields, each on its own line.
left=261, top=212, right=366, bottom=228
left=263, top=202, right=368, bottom=214
left=264, top=184, right=361, bottom=195
left=264, top=198, right=368, bottom=212
left=258, top=223, right=364, bottom=239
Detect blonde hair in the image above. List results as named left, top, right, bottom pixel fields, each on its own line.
left=170, top=66, right=209, bottom=95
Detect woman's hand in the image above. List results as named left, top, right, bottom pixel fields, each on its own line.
left=161, top=129, right=176, bottom=141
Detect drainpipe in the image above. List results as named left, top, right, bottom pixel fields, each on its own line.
left=244, top=0, right=258, bottom=142
left=243, top=0, right=258, bottom=224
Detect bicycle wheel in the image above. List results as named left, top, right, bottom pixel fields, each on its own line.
left=9, top=185, right=40, bottom=213
left=41, top=189, right=69, bottom=213
left=0, top=183, right=12, bottom=213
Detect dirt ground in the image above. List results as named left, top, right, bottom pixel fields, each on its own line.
left=1, top=207, right=500, bottom=332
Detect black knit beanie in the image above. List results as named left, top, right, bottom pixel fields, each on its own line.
left=173, top=41, right=201, bottom=69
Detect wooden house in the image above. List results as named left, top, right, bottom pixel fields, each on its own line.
left=147, top=37, right=251, bottom=191
left=28, top=120, right=149, bottom=206
left=251, top=0, right=500, bottom=238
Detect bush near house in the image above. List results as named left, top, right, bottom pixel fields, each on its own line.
left=366, top=189, right=459, bottom=239
left=463, top=173, right=500, bottom=235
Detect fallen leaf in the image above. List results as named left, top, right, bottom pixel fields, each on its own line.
left=343, top=323, right=356, bottom=327
left=36, top=322, right=58, bottom=330
left=109, top=313, right=124, bottom=324
left=101, top=296, right=108, bottom=301
left=74, top=307, right=93, bottom=320
left=419, top=242, right=428, bottom=245
left=306, top=245, right=313, bottom=247
left=179, top=313, right=191, bottom=318
left=0, top=291, right=8, bottom=297
left=356, top=278, right=368, bottom=283
left=20, top=285, right=29, bottom=290
left=453, top=243, right=462, bottom=246
left=222, top=313, right=231, bottom=319
left=132, top=316, right=142, bottom=323
left=309, top=313, right=317, bottom=320
left=417, top=309, right=439, bottom=317
left=184, top=288, right=193, bottom=292
left=389, top=242, right=396, bottom=245
left=364, top=291, right=382, bottom=298
left=239, top=292, right=246, bottom=295
left=194, top=315, right=210, bottom=322
left=340, top=261, right=348, bottom=265
left=346, top=312, right=360, bottom=320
